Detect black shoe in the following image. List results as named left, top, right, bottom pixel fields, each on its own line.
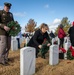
left=36, top=55, right=38, bottom=58
left=0, top=62, right=9, bottom=66
left=43, top=56, right=46, bottom=59
left=5, top=58, right=11, bottom=62
left=18, top=47, right=20, bottom=49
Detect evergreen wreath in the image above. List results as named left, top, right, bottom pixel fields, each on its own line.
left=67, top=46, right=74, bottom=60
left=7, top=21, right=21, bottom=36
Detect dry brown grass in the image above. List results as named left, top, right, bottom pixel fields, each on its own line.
left=0, top=41, right=74, bottom=75
left=0, top=50, right=20, bottom=75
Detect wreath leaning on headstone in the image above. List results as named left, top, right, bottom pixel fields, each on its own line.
left=7, top=21, right=21, bottom=36
left=67, top=46, right=74, bottom=60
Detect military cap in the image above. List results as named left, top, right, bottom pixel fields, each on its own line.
left=4, top=2, right=12, bottom=8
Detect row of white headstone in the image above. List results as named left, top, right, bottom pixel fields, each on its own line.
left=52, top=37, right=71, bottom=59
left=20, top=45, right=59, bottom=75
left=20, top=36, right=71, bottom=75
left=11, top=37, right=30, bottom=51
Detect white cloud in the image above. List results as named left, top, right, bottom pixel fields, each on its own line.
left=21, top=25, right=25, bottom=33
left=53, top=18, right=61, bottom=25
left=49, top=25, right=58, bottom=32
left=49, top=18, right=61, bottom=32
left=13, top=12, right=26, bottom=17
left=49, top=18, right=61, bottom=26
left=44, top=4, right=49, bottom=8
left=0, top=6, right=3, bottom=10
left=21, top=27, right=25, bottom=33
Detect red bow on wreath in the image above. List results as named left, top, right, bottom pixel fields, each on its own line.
left=69, top=46, right=74, bottom=57
left=59, top=48, right=66, bottom=53
left=11, top=26, right=15, bottom=30
left=54, top=41, right=58, bottom=44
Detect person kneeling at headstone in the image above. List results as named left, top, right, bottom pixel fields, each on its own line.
left=27, top=23, right=51, bottom=58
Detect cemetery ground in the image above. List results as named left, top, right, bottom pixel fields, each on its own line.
left=0, top=42, right=74, bottom=75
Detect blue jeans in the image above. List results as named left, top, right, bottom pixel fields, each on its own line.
left=16, top=38, right=20, bottom=49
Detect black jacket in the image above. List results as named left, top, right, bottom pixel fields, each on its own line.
left=27, top=29, right=51, bottom=49
left=50, top=32, right=55, bottom=38
left=68, top=26, right=74, bottom=38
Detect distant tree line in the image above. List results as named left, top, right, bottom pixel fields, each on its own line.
left=24, top=17, right=71, bottom=36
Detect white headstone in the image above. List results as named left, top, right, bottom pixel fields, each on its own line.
left=55, top=36, right=58, bottom=41
left=20, top=37, right=25, bottom=44
left=64, top=37, right=68, bottom=46
left=52, top=38, right=55, bottom=45
left=64, top=41, right=71, bottom=51
left=20, top=38, right=22, bottom=44
left=49, top=45, right=59, bottom=65
left=11, top=36, right=16, bottom=40
left=11, top=39, right=18, bottom=51
left=64, top=37, right=71, bottom=59
left=58, top=38, right=60, bottom=45
left=25, top=37, right=30, bottom=44
left=20, top=47, right=36, bottom=75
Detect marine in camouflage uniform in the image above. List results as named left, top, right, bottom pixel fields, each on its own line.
left=0, top=2, right=14, bottom=65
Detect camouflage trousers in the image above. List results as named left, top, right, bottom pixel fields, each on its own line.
left=0, top=35, right=11, bottom=63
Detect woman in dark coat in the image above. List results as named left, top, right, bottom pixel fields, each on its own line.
left=27, top=23, right=51, bottom=58
left=68, top=21, right=74, bottom=46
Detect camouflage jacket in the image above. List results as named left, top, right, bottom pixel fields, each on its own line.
left=0, top=10, right=14, bottom=35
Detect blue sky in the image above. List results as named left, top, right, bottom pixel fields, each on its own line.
left=0, top=0, right=74, bottom=32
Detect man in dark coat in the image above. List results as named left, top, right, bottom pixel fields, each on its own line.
left=0, top=2, right=14, bottom=65
left=50, top=31, right=55, bottom=39
left=68, top=21, right=74, bottom=47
